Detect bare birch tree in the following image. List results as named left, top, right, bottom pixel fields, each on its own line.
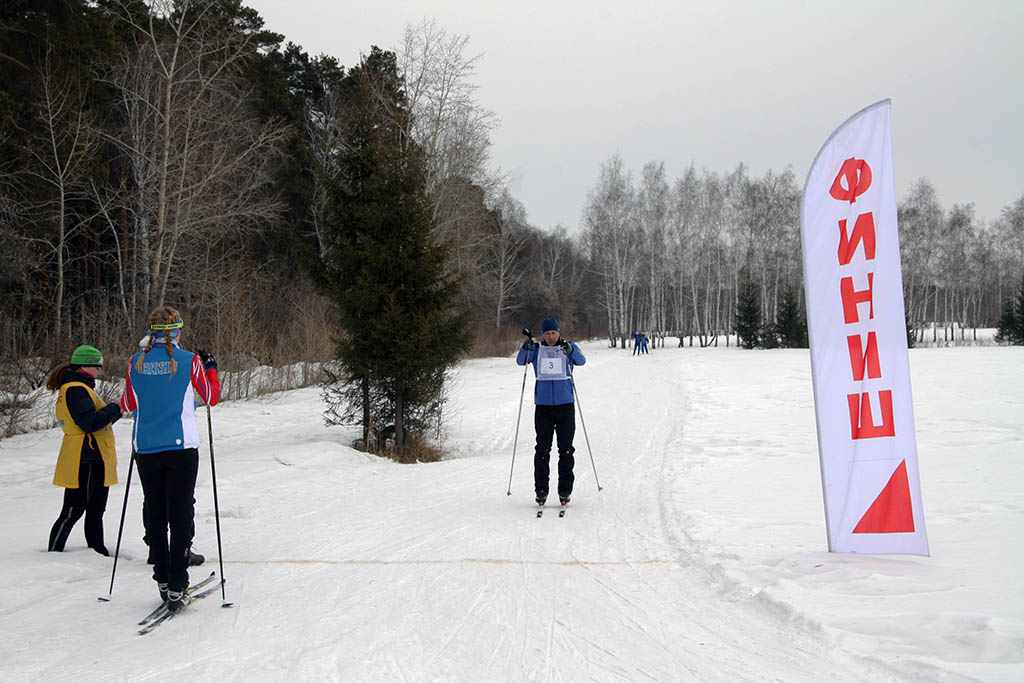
left=637, top=161, right=669, bottom=339
left=583, top=155, right=639, bottom=346
left=898, top=178, right=944, bottom=338
left=10, top=44, right=99, bottom=345
left=105, top=0, right=287, bottom=311
left=482, top=190, right=529, bottom=331
left=398, top=19, right=500, bottom=236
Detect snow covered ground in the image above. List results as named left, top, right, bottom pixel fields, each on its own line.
left=0, top=342, right=1021, bottom=682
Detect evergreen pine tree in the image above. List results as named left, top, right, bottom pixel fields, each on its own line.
left=319, top=47, right=471, bottom=455
left=995, top=274, right=1024, bottom=345
left=1015, top=275, right=1024, bottom=345
left=774, top=286, right=808, bottom=348
left=994, top=299, right=1016, bottom=344
left=906, top=312, right=917, bottom=349
left=736, top=271, right=762, bottom=350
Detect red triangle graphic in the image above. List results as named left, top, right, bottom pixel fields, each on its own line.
left=853, top=460, right=915, bottom=533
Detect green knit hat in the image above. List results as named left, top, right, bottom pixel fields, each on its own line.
left=70, top=344, right=103, bottom=367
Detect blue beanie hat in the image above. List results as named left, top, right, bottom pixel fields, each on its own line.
left=541, top=317, right=559, bottom=333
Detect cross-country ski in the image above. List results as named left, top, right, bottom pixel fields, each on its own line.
left=138, top=578, right=223, bottom=636
left=138, top=572, right=217, bottom=626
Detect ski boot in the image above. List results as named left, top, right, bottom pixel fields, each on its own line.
left=558, top=494, right=570, bottom=517
left=165, top=587, right=192, bottom=614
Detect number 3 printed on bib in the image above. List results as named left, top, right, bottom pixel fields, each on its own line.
left=537, top=346, right=568, bottom=380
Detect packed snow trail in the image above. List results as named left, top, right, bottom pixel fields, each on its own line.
left=189, top=345, right=872, bottom=682
left=1, top=342, right=1012, bottom=681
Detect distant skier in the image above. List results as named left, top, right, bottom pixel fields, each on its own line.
left=640, top=333, right=649, bottom=354
left=632, top=330, right=641, bottom=356
left=46, top=345, right=122, bottom=555
left=121, top=307, right=219, bottom=613
left=516, top=317, right=586, bottom=506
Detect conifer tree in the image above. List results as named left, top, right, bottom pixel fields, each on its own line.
left=906, top=312, right=917, bottom=349
left=735, top=270, right=762, bottom=350
left=319, top=47, right=471, bottom=454
left=775, top=286, right=808, bottom=348
left=995, top=274, right=1023, bottom=345
left=1016, top=276, right=1024, bottom=344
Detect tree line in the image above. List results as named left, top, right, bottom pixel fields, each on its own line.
left=578, top=156, right=1023, bottom=349
left=0, top=2, right=600, bottom=359
left=3, top=1, right=1022, bottom=445
left=0, top=1, right=598, bottom=448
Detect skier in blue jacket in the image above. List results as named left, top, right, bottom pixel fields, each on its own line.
left=121, top=306, right=220, bottom=613
left=516, top=317, right=586, bottom=506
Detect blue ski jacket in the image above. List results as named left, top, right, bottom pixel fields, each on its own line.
left=516, top=341, right=585, bottom=406
left=121, top=341, right=220, bottom=454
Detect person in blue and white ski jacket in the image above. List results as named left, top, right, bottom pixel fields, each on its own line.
left=121, top=306, right=219, bottom=611
left=516, top=317, right=585, bottom=506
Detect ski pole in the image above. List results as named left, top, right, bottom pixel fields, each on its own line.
left=206, top=404, right=232, bottom=607
left=506, top=328, right=533, bottom=496
left=98, top=449, right=136, bottom=601
left=569, top=365, right=602, bottom=492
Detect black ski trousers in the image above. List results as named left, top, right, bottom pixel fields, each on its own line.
left=533, top=402, right=576, bottom=498
left=136, top=448, right=198, bottom=592
left=48, top=462, right=109, bottom=553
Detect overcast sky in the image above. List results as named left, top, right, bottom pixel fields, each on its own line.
left=244, top=0, right=1023, bottom=231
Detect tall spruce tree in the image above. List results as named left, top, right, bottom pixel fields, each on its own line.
left=735, top=269, right=762, bottom=350
left=774, top=286, right=808, bottom=348
left=320, top=47, right=471, bottom=454
left=1015, top=275, right=1024, bottom=344
left=995, top=274, right=1024, bottom=345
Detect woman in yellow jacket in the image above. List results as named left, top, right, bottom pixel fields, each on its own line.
left=46, top=345, right=122, bottom=555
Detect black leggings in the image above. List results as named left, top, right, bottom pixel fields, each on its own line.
left=48, top=461, right=109, bottom=552
left=533, top=403, right=576, bottom=497
left=136, top=449, right=199, bottom=592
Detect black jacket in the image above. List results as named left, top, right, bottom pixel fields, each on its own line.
left=61, top=369, right=122, bottom=464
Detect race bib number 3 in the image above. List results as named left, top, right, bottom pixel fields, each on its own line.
left=537, top=346, right=568, bottom=380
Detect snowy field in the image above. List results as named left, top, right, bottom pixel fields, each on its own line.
left=0, top=342, right=1021, bottom=682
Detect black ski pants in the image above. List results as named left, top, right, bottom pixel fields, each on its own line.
left=136, top=448, right=199, bottom=592
left=533, top=402, right=576, bottom=498
left=48, top=461, right=109, bottom=553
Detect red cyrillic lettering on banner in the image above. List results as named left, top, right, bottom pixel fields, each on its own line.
left=847, top=390, right=895, bottom=439
left=853, top=460, right=915, bottom=533
left=840, top=273, right=875, bottom=324
left=837, top=213, right=877, bottom=265
left=829, top=157, right=872, bottom=203
left=847, top=332, right=882, bottom=380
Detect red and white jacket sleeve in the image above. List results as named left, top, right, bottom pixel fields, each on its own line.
left=121, top=362, right=136, bottom=413
left=190, top=355, right=221, bottom=406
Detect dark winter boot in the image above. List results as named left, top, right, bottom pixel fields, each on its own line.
left=188, top=549, right=205, bottom=566
left=536, top=491, right=548, bottom=505
left=166, top=587, right=191, bottom=613
left=158, top=582, right=169, bottom=604
left=559, top=494, right=570, bottom=505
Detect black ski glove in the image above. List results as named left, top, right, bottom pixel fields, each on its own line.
left=522, top=339, right=535, bottom=351
left=558, top=339, right=572, bottom=355
left=196, top=348, right=217, bottom=370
